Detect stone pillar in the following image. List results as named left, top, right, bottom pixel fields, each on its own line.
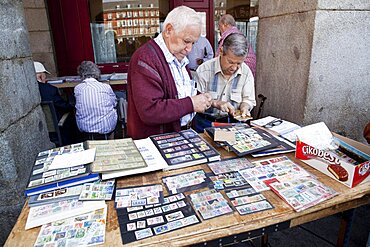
left=23, top=0, right=57, bottom=76
left=257, top=0, right=370, bottom=143
left=0, top=0, right=52, bottom=244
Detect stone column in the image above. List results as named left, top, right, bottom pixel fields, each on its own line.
left=257, top=0, right=370, bottom=143
left=23, top=0, right=57, bottom=76
left=0, top=0, right=52, bottom=244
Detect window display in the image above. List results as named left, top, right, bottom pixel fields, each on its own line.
left=89, top=1, right=163, bottom=64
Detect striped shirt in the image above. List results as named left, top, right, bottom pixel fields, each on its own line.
left=154, top=34, right=196, bottom=127
left=196, top=56, right=256, bottom=114
left=74, top=78, right=117, bottom=134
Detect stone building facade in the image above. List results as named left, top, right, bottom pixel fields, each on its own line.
left=0, top=0, right=53, bottom=245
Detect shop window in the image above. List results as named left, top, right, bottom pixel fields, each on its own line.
left=213, top=0, right=259, bottom=53
left=89, top=1, right=168, bottom=64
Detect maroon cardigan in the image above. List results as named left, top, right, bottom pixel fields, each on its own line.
left=127, top=39, right=194, bottom=139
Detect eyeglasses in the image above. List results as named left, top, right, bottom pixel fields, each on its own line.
left=263, top=119, right=283, bottom=128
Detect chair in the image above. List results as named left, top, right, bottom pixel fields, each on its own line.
left=117, top=97, right=128, bottom=137
left=41, top=101, right=70, bottom=147
left=254, top=94, right=267, bottom=119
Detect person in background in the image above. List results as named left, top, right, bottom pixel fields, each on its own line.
left=194, top=33, right=256, bottom=131
left=35, top=61, right=73, bottom=118
left=75, top=61, right=117, bottom=140
left=217, top=14, right=256, bottom=78
left=127, top=6, right=212, bottom=139
left=187, top=15, right=214, bottom=72
left=34, top=61, right=76, bottom=145
left=187, top=36, right=214, bottom=77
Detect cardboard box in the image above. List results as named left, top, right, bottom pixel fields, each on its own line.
left=295, top=133, right=370, bottom=188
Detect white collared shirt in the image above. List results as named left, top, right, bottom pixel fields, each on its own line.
left=154, top=34, right=196, bottom=126
left=196, top=56, right=256, bottom=114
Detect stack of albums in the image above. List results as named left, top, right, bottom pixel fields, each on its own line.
left=116, top=193, right=200, bottom=244
left=25, top=143, right=99, bottom=196
left=28, top=180, right=115, bottom=207
left=28, top=185, right=83, bottom=207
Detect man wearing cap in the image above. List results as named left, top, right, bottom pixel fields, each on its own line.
left=34, top=61, right=74, bottom=119
left=34, top=61, right=75, bottom=144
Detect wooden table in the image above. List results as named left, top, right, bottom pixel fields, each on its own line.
left=5, top=135, right=370, bottom=247
left=52, top=79, right=127, bottom=89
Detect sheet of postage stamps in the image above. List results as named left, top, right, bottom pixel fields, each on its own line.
left=188, top=189, right=233, bottom=220
left=115, top=184, right=164, bottom=208
left=239, top=156, right=310, bottom=192
left=265, top=175, right=337, bottom=212
left=207, top=158, right=254, bottom=175
left=33, top=205, right=107, bottom=247
left=79, top=179, right=115, bottom=201
left=117, top=193, right=200, bottom=244
left=162, top=169, right=211, bottom=194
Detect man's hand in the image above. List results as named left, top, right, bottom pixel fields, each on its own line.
left=212, top=100, right=235, bottom=115
left=196, top=58, right=204, bottom=65
left=191, top=93, right=213, bottom=113
left=239, top=102, right=251, bottom=117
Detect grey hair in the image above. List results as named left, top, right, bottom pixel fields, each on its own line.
left=163, top=6, right=201, bottom=34
left=222, top=33, right=249, bottom=57
left=77, top=61, right=101, bottom=80
left=219, top=14, right=236, bottom=27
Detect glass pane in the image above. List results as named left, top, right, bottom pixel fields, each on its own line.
left=214, top=0, right=259, bottom=53
left=247, top=17, right=258, bottom=55
left=89, top=0, right=166, bottom=64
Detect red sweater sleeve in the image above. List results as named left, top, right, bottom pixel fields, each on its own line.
left=127, top=40, right=194, bottom=140
left=130, top=62, right=193, bottom=125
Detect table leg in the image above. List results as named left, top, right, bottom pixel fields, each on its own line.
left=261, top=234, right=268, bottom=247
left=336, top=209, right=355, bottom=247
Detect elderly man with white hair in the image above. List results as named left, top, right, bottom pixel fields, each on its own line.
left=127, top=6, right=213, bottom=139
left=74, top=61, right=117, bottom=140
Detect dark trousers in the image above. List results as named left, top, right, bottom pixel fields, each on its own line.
left=59, top=114, right=78, bottom=145
left=81, top=132, right=114, bottom=141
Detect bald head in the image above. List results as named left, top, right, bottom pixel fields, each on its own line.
left=218, top=14, right=236, bottom=34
